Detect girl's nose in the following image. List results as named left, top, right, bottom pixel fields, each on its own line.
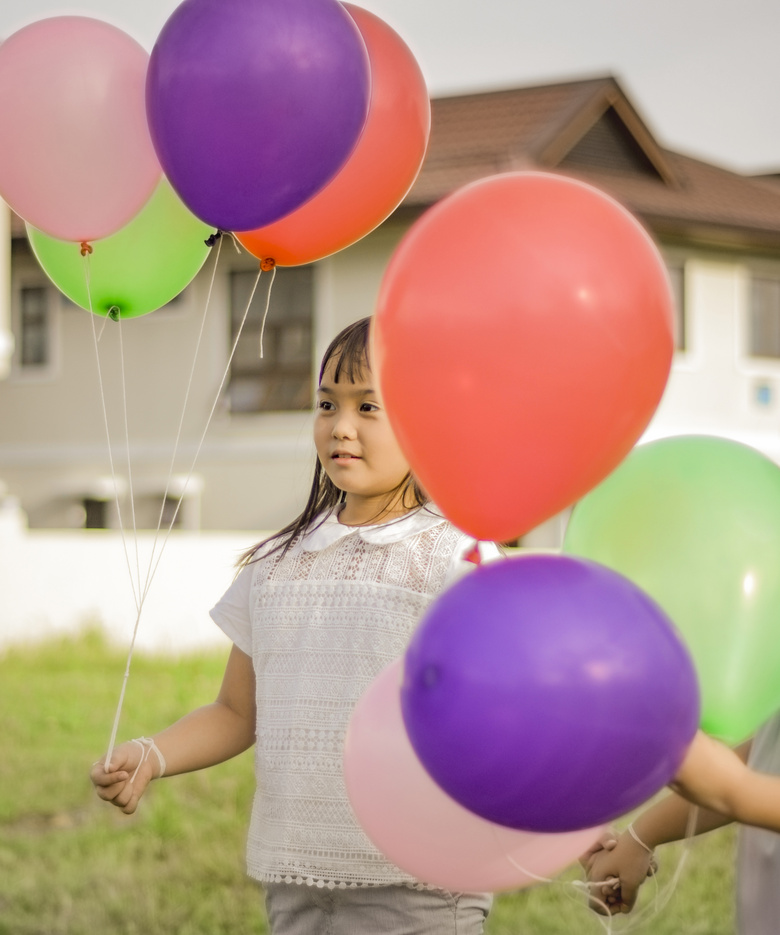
left=332, top=414, right=357, bottom=439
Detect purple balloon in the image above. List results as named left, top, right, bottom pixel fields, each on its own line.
left=147, top=0, right=370, bottom=232
left=401, top=555, right=700, bottom=832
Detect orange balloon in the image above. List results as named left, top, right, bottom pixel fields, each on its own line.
left=235, top=4, right=429, bottom=266
left=373, top=172, right=674, bottom=543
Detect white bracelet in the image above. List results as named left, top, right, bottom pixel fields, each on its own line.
left=129, top=736, right=166, bottom=782
left=627, top=823, right=654, bottom=855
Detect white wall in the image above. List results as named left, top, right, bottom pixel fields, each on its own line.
left=645, top=254, right=780, bottom=463
left=0, top=496, right=266, bottom=655
left=525, top=252, right=780, bottom=549
left=0, top=201, right=11, bottom=378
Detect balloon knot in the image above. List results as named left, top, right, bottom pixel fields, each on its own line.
left=260, top=257, right=276, bottom=272
left=80, top=241, right=93, bottom=256
left=204, top=230, right=222, bottom=247
left=107, top=307, right=120, bottom=322
left=464, top=543, right=482, bottom=565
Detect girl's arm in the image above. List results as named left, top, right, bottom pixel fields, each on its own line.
left=90, top=644, right=256, bottom=814
left=585, top=732, right=753, bottom=915
left=670, top=730, right=780, bottom=828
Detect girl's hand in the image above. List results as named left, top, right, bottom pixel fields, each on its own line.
left=579, top=828, right=618, bottom=870
left=90, top=741, right=155, bottom=815
left=584, top=831, right=656, bottom=915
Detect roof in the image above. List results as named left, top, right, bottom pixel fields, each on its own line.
left=10, top=75, right=780, bottom=253
left=404, top=75, right=780, bottom=252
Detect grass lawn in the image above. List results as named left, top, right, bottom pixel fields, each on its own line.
left=0, top=631, right=737, bottom=934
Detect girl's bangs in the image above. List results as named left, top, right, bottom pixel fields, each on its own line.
left=319, top=317, right=371, bottom=384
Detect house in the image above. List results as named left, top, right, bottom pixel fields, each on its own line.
left=3, top=74, right=780, bottom=547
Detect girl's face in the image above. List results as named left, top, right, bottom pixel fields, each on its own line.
left=314, top=355, right=412, bottom=525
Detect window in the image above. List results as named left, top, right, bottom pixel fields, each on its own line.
left=228, top=266, right=314, bottom=412
left=160, top=495, right=183, bottom=530
left=666, top=263, right=686, bottom=352
left=18, top=285, right=51, bottom=368
left=82, top=497, right=108, bottom=529
left=749, top=275, right=780, bottom=359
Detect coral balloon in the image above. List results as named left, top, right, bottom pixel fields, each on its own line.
left=236, top=4, right=430, bottom=266
left=147, top=0, right=370, bottom=232
left=0, top=16, right=161, bottom=242
left=401, top=555, right=700, bottom=832
left=564, top=435, right=780, bottom=744
left=27, top=179, right=215, bottom=318
left=345, top=659, right=603, bottom=892
left=373, top=172, right=674, bottom=542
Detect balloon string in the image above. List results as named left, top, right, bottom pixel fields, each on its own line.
left=84, top=255, right=140, bottom=612
left=115, top=313, right=142, bottom=601
left=138, top=234, right=225, bottom=606
left=104, top=307, right=150, bottom=770
left=104, top=235, right=224, bottom=769
left=132, top=257, right=263, bottom=609
left=258, top=264, right=277, bottom=358
left=503, top=805, right=699, bottom=933
left=613, top=805, right=697, bottom=930
left=104, top=245, right=262, bottom=769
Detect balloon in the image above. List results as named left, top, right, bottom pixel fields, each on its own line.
left=0, top=16, right=161, bottom=242
left=401, top=555, right=699, bottom=832
left=345, top=659, right=603, bottom=892
left=27, top=179, right=215, bottom=319
left=147, top=0, right=370, bottom=232
left=372, top=172, right=674, bottom=542
left=563, top=434, right=780, bottom=744
left=236, top=4, right=430, bottom=266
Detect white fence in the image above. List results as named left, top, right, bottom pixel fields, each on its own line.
left=0, top=498, right=268, bottom=656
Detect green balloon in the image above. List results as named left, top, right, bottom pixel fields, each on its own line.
left=27, top=179, right=215, bottom=318
left=563, top=435, right=780, bottom=744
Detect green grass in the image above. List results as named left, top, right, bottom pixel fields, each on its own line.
left=0, top=631, right=737, bottom=934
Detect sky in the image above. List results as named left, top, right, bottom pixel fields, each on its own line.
left=0, top=0, right=779, bottom=175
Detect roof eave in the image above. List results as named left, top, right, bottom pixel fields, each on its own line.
left=642, top=215, right=780, bottom=254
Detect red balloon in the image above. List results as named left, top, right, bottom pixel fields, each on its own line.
left=236, top=4, right=429, bottom=266
left=373, top=172, right=674, bottom=542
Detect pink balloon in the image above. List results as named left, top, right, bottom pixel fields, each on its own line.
left=0, top=17, right=161, bottom=242
left=344, top=659, right=602, bottom=893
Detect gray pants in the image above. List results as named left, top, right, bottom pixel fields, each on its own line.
left=264, top=883, right=492, bottom=935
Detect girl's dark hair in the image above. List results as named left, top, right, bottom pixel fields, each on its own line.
left=238, top=316, right=426, bottom=567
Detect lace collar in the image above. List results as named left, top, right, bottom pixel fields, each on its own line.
left=300, top=506, right=449, bottom=552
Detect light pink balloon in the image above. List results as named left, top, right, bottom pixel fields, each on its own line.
left=0, top=16, right=161, bottom=242
left=344, top=659, right=603, bottom=893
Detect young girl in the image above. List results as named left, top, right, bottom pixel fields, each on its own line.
left=90, top=317, right=494, bottom=935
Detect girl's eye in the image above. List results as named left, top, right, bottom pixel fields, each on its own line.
left=360, top=402, right=379, bottom=413
left=317, top=400, right=334, bottom=411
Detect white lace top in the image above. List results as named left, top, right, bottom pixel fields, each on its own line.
left=210, top=507, right=491, bottom=888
